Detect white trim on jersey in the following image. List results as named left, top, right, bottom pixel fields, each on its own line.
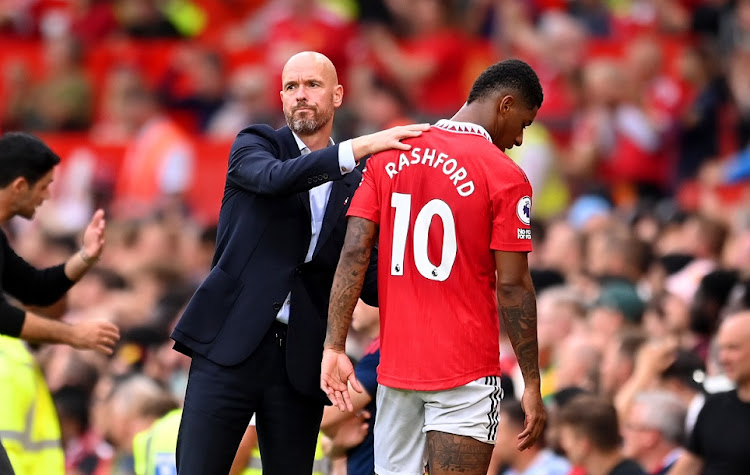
left=434, top=119, right=493, bottom=143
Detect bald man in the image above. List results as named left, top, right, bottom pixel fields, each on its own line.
left=171, top=52, right=428, bottom=474
left=667, top=311, right=750, bottom=475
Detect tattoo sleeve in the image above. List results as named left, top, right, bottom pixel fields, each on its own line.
left=498, top=280, right=541, bottom=386
left=325, top=217, right=378, bottom=351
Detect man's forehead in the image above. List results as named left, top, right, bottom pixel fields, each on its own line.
left=282, top=54, right=337, bottom=84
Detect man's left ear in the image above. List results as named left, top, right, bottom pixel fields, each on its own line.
left=10, top=177, right=28, bottom=194
left=334, top=84, right=344, bottom=107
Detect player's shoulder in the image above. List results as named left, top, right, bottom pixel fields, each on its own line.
left=490, top=149, right=530, bottom=184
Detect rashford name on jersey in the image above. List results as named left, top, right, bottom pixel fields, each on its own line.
left=383, top=147, right=475, bottom=197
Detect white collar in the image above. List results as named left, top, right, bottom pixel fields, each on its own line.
left=434, top=119, right=492, bottom=143
left=292, top=131, right=335, bottom=153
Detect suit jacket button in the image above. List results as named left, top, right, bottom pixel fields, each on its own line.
left=273, top=302, right=282, bottom=311
left=323, top=173, right=329, bottom=179
left=295, top=267, right=303, bottom=275
left=307, top=178, right=313, bottom=184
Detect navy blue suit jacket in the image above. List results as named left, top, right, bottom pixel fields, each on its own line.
left=171, top=124, right=377, bottom=399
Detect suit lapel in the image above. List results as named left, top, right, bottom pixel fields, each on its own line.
left=313, top=175, right=355, bottom=257
left=278, top=127, right=312, bottom=219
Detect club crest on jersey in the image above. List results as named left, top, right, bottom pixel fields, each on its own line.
left=516, top=196, right=531, bottom=225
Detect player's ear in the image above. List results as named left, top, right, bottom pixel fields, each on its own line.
left=500, top=95, right=514, bottom=113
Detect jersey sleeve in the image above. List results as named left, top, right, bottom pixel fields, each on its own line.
left=489, top=178, right=533, bottom=252
left=346, top=159, right=381, bottom=224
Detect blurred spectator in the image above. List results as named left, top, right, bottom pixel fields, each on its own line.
left=158, top=46, right=226, bottom=132
left=557, top=394, right=647, bottom=475
left=52, top=385, right=102, bottom=475
left=568, top=0, right=611, bottom=37
left=506, top=122, right=570, bottom=220
left=206, top=66, right=278, bottom=139
left=621, top=390, right=686, bottom=475
left=599, top=330, right=648, bottom=397
left=538, top=218, right=584, bottom=282
left=566, top=58, right=666, bottom=201
left=361, top=0, right=468, bottom=119
left=0, top=335, right=65, bottom=474
left=488, top=398, right=571, bottom=475
left=349, top=76, right=414, bottom=137
left=98, top=374, right=179, bottom=475
left=675, top=43, right=726, bottom=184
left=661, top=350, right=707, bottom=435
left=727, top=47, right=750, bottom=147
left=534, top=286, right=588, bottom=397
left=113, top=0, right=182, bottom=38
left=669, top=311, right=750, bottom=474
left=588, top=284, right=646, bottom=348
left=553, top=333, right=601, bottom=394
left=110, top=80, right=195, bottom=219
left=69, top=0, right=119, bottom=43
left=3, top=34, right=93, bottom=132
left=516, top=10, right=587, bottom=147
left=718, top=0, right=750, bottom=56
left=228, top=0, right=355, bottom=92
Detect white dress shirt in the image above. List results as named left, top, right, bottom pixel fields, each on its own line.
left=275, top=134, right=356, bottom=324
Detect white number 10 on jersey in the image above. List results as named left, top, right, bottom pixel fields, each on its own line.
left=390, top=192, right=457, bottom=281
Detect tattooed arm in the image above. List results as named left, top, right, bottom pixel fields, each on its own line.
left=321, top=217, right=378, bottom=411
left=494, top=250, right=546, bottom=450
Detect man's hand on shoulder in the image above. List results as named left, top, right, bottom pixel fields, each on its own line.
left=352, top=123, right=431, bottom=159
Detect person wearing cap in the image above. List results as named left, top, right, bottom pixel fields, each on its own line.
left=589, top=282, right=646, bottom=349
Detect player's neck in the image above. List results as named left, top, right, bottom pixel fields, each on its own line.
left=450, top=103, right=492, bottom=135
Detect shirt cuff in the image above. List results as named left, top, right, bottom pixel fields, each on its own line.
left=338, top=139, right=356, bottom=174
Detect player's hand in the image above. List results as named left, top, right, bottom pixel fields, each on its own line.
left=69, top=319, right=120, bottom=355
left=321, top=348, right=363, bottom=412
left=353, top=123, right=431, bottom=158
left=517, top=387, right=546, bottom=451
left=81, top=209, right=106, bottom=263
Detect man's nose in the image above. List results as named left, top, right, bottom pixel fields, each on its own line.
left=294, top=86, right=308, bottom=101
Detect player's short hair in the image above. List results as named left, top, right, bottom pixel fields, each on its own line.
left=557, top=394, right=621, bottom=451
left=467, top=59, right=543, bottom=109
left=0, top=132, right=60, bottom=187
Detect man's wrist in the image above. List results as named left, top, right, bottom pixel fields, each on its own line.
left=79, top=248, right=99, bottom=266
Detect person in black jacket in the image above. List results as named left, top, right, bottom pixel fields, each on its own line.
left=0, top=131, right=121, bottom=474
left=171, top=51, right=427, bottom=475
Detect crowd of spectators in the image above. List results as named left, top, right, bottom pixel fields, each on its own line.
left=1, top=0, right=750, bottom=474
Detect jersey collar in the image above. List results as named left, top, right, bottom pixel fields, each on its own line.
left=434, top=119, right=492, bottom=143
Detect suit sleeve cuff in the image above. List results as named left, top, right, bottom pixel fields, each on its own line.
left=338, top=140, right=356, bottom=174
left=0, top=304, right=26, bottom=338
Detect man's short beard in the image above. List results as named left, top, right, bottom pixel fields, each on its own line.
left=287, top=111, right=331, bottom=136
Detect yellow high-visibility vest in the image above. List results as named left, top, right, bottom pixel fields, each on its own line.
left=132, top=409, right=182, bottom=475
left=0, top=335, right=64, bottom=475
left=243, top=431, right=329, bottom=475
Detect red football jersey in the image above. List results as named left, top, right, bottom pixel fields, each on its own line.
left=347, top=120, right=533, bottom=390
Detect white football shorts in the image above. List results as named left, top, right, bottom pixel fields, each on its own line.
left=373, top=376, right=503, bottom=475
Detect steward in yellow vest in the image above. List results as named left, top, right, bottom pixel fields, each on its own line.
left=0, top=335, right=64, bottom=475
